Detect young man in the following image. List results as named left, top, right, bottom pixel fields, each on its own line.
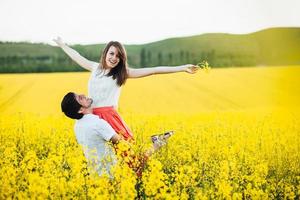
left=61, top=92, right=172, bottom=177
left=61, top=92, right=121, bottom=176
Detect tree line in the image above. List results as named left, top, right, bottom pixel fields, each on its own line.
left=0, top=48, right=259, bottom=73
left=1, top=28, right=299, bottom=72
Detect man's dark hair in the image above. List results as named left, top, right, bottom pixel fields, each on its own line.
left=61, top=92, right=83, bottom=119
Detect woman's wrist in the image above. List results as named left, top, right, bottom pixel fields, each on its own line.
left=178, top=65, right=187, bottom=72
left=59, top=42, right=66, bottom=48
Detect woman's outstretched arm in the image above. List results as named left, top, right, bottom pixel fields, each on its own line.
left=53, top=37, right=98, bottom=71
left=128, top=64, right=199, bottom=78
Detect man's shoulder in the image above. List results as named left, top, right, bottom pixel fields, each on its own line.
left=74, top=113, right=115, bottom=140
left=76, top=114, right=100, bottom=125
left=85, top=113, right=101, bottom=120
left=76, top=114, right=111, bottom=128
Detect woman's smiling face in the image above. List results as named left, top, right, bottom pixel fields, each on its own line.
left=105, top=46, right=120, bottom=69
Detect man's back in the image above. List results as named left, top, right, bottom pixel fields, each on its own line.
left=74, top=114, right=116, bottom=176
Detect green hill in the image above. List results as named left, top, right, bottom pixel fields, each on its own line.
left=0, top=27, right=299, bottom=73
left=140, top=27, right=300, bottom=67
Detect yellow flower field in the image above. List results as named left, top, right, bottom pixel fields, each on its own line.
left=0, top=66, right=299, bottom=199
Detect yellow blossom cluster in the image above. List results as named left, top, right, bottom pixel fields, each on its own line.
left=196, top=60, right=211, bottom=73
left=0, top=66, right=299, bottom=199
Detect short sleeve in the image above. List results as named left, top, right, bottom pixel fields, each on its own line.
left=95, top=119, right=116, bottom=141
left=90, top=62, right=100, bottom=71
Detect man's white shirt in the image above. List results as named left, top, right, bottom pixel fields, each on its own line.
left=74, top=114, right=117, bottom=176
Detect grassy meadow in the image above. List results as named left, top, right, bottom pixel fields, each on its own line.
left=0, top=66, right=299, bottom=199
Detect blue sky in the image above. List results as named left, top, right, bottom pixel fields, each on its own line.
left=0, top=0, right=299, bottom=44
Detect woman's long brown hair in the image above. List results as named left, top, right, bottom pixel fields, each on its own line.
left=100, top=41, right=128, bottom=86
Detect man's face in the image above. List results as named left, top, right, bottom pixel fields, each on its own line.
left=75, top=94, right=93, bottom=108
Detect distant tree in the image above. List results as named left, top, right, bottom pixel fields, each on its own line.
left=185, top=51, right=190, bottom=63
left=140, top=48, right=146, bottom=67
left=127, top=55, right=132, bottom=65
left=201, top=52, right=207, bottom=60
left=191, top=53, right=198, bottom=63
left=180, top=50, right=184, bottom=62
left=158, top=52, right=163, bottom=65
left=208, top=50, right=215, bottom=65
left=147, top=51, right=152, bottom=66
left=168, top=53, right=173, bottom=65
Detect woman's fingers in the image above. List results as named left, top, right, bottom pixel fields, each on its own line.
left=186, top=65, right=199, bottom=73
left=53, top=36, right=63, bottom=46
left=53, top=37, right=58, bottom=44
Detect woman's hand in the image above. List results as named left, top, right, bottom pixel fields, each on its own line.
left=184, top=64, right=199, bottom=74
left=53, top=36, right=64, bottom=47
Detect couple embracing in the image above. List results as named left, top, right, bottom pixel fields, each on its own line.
left=55, top=37, right=199, bottom=176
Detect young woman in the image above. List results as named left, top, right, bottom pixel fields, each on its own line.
left=53, top=37, right=199, bottom=141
